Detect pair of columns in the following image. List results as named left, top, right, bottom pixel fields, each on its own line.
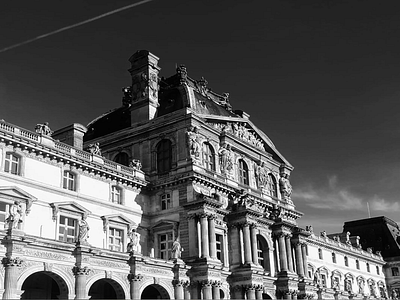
left=200, top=280, right=222, bottom=300
left=231, top=285, right=264, bottom=300
left=231, top=222, right=259, bottom=265
left=275, top=233, right=308, bottom=277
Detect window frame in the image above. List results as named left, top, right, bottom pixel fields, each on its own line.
left=202, top=142, right=215, bottom=171
left=110, top=185, right=123, bottom=205
left=58, top=214, right=79, bottom=243
left=268, top=174, right=278, bottom=197
left=4, top=152, right=21, bottom=175
left=344, top=256, right=349, bottom=267
left=62, top=170, right=77, bottom=191
left=101, top=214, right=136, bottom=253
left=392, top=267, right=399, bottom=276
left=156, top=139, right=172, bottom=174
left=160, top=193, right=172, bottom=210
left=158, top=231, right=174, bottom=260
left=238, top=159, right=249, bottom=186
left=332, top=252, right=336, bottom=263
left=318, top=248, right=323, bottom=259
left=108, top=225, right=125, bottom=252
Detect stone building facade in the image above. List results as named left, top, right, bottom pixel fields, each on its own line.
left=0, top=50, right=388, bottom=299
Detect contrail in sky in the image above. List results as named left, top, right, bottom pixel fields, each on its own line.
left=0, top=0, right=153, bottom=54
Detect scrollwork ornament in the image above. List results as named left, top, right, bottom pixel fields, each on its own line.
left=128, top=273, right=143, bottom=282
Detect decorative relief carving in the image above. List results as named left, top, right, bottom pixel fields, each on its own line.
left=34, top=122, right=52, bottom=136
left=128, top=273, right=143, bottom=282
left=24, top=249, right=72, bottom=261
left=176, top=65, right=187, bottom=85
left=218, top=143, right=234, bottom=176
left=186, top=126, right=201, bottom=161
left=72, top=266, right=91, bottom=276
left=211, top=122, right=265, bottom=151
left=87, top=143, right=101, bottom=156
left=2, top=257, right=23, bottom=267
left=90, top=259, right=129, bottom=269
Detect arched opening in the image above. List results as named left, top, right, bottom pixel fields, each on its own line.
left=262, top=293, right=273, bottom=299
left=114, top=152, right=130, bottom=166
left=257, top=235, right=271, bottom=273
left=141, top=284, right=170, bottom=299
left=21, top=271, right=68, bottom=299
left=88, top=279, right=125, bottom=299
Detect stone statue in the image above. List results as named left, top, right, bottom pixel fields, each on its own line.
left=313, top=270, right=320, bottom=285
left=332, top=277, right=339, bottom=289
left=320, top=231, right=327, bottom=238
left=122, top=86, right=132, bottom=106
left=346, top=231, right=352, bottom=245
left=87, top=142, right=101, bottom=155
left=196, top=77, right=208, bottom=96
left=35, top=122, right=52, bottom=136
left=392, top=289, right=398, bottom=300
left=77, top=219, right=89, bottom=243
left=305, top=225, right=314, bottom=234
left=279, top=174, right=292, bottom=198
left=7, top=201, right=23, bottom=229
left=186, top=126, right=201, bottom=160
left=129, top=159, right=142, bottom=170
left=345, top=279, right=352, bottom=292
left=358, top=278, right=365, bottom=294
left=127, top=229, right=140, bottom=253
left=171, top=237, right=183, bottom=259
left=255, top=162, right=269, bottom=188
left=218, top=143, right=233, bottom=174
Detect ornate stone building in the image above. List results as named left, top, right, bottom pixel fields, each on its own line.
left=0, top=50, right=388, bottom=299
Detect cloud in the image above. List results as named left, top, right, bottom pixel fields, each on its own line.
left=293, top=175, right=398, bottom=212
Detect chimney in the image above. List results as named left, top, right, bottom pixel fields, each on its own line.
left=128, top=50, right=161, bottom=123
left=52, top=123, right=87, bottom=150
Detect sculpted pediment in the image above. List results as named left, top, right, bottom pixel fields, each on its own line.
left=202, top=116, right=292, bottom=167
left=50, top=201, right=91, bottom=220
left=101, top=214, right=136, bottom=231
left=0, top=186, right=37, bottom=214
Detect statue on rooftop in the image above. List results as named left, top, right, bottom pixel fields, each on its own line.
left=122, top=86, right=132, bottom=106
left=87, top=142, right=101, bottom=156
left=129, top=159, right=142, bottom=170
left=35, top=122, right=52, bottom=136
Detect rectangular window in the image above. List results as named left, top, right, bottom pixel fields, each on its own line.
left=161, top=193, right=171, bottom=210
left=63, top=171, right=75, bottom=191
left=58, top=215, right=77, bottom=243
left=108, top=227, right=123, bottom=251
left=216, top=234, right=223, bottom=262
left=344, top=256, right=349, bottom=267
left=392, top=267, right=399, bottom=276
left=159, top=232, right=173, bottom=259
left=111, top=186, right=121, bottom=204
left=5, top=153, right=19, bottom=175
left=356, top=260, right=360, bottom=269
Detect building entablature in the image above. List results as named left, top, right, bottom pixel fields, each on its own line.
left=0, top=120, right=147, bottom=188
left=305, top=235, right=385, bottom=264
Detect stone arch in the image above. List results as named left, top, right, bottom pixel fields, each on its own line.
left=112, top=151, right=131, bottom=166
left=151, top=136, right=177, bottom=174
left=17, top=266, right=73, bottom=299
left=258, top=230, right=273, bottom=249
left=139, top=278, right=173, bottom=299
left=87, top=272, right=129, bottom=299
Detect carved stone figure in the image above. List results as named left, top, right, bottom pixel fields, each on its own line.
left=255, top=162, right=269, bottom=188
left=346, top=231, right=352, bottom=245
left=196, top=77, right=208, bottom=96
left=87, top=142, right=101, bottom=155
left=176, top=65, right=187, bottom=85
left=77, top=219, right=89, bottom=243
left=35, top=122, right=52, bottom=136
left=122, top=86, right=132, bottom=106
left=305, top=225, right=314, bottom=234
left=320, top=231, right=327, bottom=238
left=218, top=144, right=233, bottom=174
left=313, top=270, right=320, bottom=285
left=171, top=237, right=183, bottom=259
left=186, top=126, right=201, bottom=160
left=345, top=279, right=352, bottom=292
left=279, top=174, right=292, bottom=198
left=332, top=277, right=339, bottom=289
left=129, top=159, right=142, bottom=170
left=7, top=201, right=23, bottom=229
left=392, top=289, right=398, bottom=300
left=358, top=278, right=365, bottom=294
left=127, top=229, right=140, bottom=253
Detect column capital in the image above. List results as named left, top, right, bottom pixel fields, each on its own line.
left=72, top=266, right=91, bottom=276
left=173, top=279, right=189, bottom=287
left=128, top=273, right=143, bottom=282
left=2, top=257, right=23, bottom=267
left=201, top=279, right=214, bottom=287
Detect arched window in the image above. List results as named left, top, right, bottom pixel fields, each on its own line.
left=268, top=174, right=277, bottom=197
left=332, top=252, right=336, bottom=263
left=366, top=262, right=370, bottom=272
left=318, top=248, right=323, bottom=259
left=356, top=260, right=360, bottom=269
left=202, top=143, right=215, bottom=171
left=157, top=139, right=172, bottom=174
left=238, top=159, right=249, bottom=185
left=114, top=152, right=130, bottom=166
left=4, top=153, right=20, bottom=175
left=344, top=256, right=349, bottom=267
left=256, top=235, right=271, bottom=273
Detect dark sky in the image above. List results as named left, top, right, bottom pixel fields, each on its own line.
left=1, top=0, right=400, bottom=234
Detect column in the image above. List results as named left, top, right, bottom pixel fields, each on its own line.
left=208, top=216, right=217, bottom=259
left=230, top=225, right=241, bottom=265
left=301, top=244, right=308, bottom=278
left=129, top=274, right=143, bottom=300
left=202, top=281, right=213, bottom=300
left=294, top=242, right=304, bottom=277
left=285, top=235, right=294, bottom=272
left=212, top=282, right=221, bottom=300
left=278, top=234, right=288, bottom=272
left=197, top=217, right=202, bottom=257
left=173, top=280, right=184, bottom=300
left=200, top=214, right=209, bottom=258
left=188, top=215, right=198, bottom=257
left=242, top=224, right=252, bottom=264
left=269, top=249, right=276, bottom=276
left=250, top=224, right=259, bottom=265
left=2, top=257, right=23, bottom=299
left=246, top=285, right=256, bottom=300
left=73, top=266, right=91, bottom=299
left=255, top=288, right=263, bottom=300
left=184, top=283, right=191, bottom=300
